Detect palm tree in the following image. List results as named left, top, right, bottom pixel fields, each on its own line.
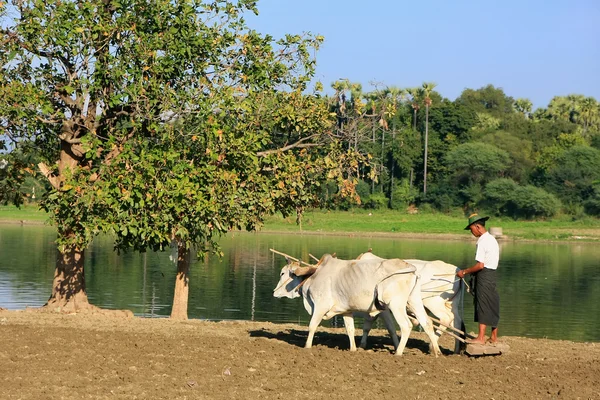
left=421, top=82, right=437, bottom=196
left=406, top=87, right=423, bottom=130
left=577, top=97, right=598, bottom=136
left=514, top=98, right=533, bottom=118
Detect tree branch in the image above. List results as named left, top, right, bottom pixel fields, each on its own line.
left=38, top=162, right=61, bottom=190
left=256, top=135, right=319, bottom=157
left=58, top=133, right=82, bottom=144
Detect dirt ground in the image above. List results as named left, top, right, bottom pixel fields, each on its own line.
left=0, top=310, right=598, bottom=400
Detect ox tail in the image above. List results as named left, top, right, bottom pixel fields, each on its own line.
left=373, top=285, right=387, bottom=311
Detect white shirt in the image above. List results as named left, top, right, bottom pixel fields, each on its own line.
left=475, top=231, right=500, bottom=270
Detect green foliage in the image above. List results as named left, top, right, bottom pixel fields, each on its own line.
left=484, top=178, right=561, bottom=219
left=2, top=0, right=365, bottom=257
left=512, top=185, right=561, bottom=219
left=456, top=84, right=515, bottom=116
left=479, top=131, right=534, bottom=183
left=472, top=112, right=501, bottom=132
left=445, top=142, right=511, bottom=186
left=583, top=185, right=600, bottom=216
left=363, top=192, right=388, bottom=210
left=390, top=179, right=417, bottom=210
left=0, top=150, right=41, bottom=206
left=546, top=146, right=600, bottom=207
left=483, top=178, right=519, bottom=216
left=428, top=100, right=477, bottom=143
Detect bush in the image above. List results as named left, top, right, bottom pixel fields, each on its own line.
left=483, top=179, right=561, bottom=219
left=584, top=198, right=600, bottom=216
left=546, top=145, right=600, bottom=206
left=355, top=180, right=371, bottom=202
left=418, top=202, right=435, bottom=214
left=583, top=185, right=600, bottom=216
left=512, top=185, right=561, bottom=219
left=363, top=193, right=388, bottom=210
left=390, top=180, right=417, bottom=210
left=419, top=181, right=460, bottom=212
left=483, top=178, right=519, bottom=216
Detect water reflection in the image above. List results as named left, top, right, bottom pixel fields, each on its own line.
left=0, top=225, right=599, bottom=342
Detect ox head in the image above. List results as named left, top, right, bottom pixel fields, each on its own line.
left=273, top=258, right=318, bottom=299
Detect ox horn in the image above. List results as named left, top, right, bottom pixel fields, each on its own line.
left=269, top=248, right=313, bottom=267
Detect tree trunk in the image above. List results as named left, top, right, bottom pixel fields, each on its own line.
left=413, top=108, right=417, bottom=130
left=45, top=245, right=90, bottom=311
left=371, top=123, right=375, bottom=194
left=423, top=105, right=429, bottom=196
left=171, top=242, right=190, bottom=320
left=43, top=140, right=93, bottom=312
left=296, top=207, right=303, bottom=231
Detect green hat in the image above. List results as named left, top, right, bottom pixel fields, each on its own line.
left=464, top=213, right=489, bottom=230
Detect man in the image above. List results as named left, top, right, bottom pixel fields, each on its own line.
left=456, top=213, right=500, bottom=345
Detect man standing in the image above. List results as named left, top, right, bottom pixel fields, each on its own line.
left=456, top=213, right=500, bottom=345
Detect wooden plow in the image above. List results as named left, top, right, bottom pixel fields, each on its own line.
left=407, top=314, right=509, bottom=356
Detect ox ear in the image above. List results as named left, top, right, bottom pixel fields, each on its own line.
left=291, top=266, right=318, bottom=276
left=285, top=256, right=293, bottom=265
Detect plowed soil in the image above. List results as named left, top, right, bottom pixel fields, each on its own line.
left=1, top=309, right=598, bottom=400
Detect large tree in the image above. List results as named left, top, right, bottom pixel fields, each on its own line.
left=1, top=0, right=358, bottom=316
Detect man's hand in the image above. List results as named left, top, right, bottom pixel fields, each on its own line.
left=456, top=269, right=466, bottom=278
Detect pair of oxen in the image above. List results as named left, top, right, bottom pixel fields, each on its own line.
left=273, top=252, right=465, bottom=356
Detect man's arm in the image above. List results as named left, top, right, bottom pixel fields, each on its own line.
left=456, top=261, right=484, bottom=278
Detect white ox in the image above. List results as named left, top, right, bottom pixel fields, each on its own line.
left=357, top=252, right=465, bottom=353
left=273, top=254, right=442, bottom=357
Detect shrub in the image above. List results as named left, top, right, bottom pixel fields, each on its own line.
left=583, top=185, right=600, bottom=216
left=390, top=180, right=417, bottom=210
left=483, top=178, right=518, bottom=216
left=483, top=179, right=561, bottom=219
left=363, top=193, right=388, bottom=210
left=512, top=185, right=561, bottom=219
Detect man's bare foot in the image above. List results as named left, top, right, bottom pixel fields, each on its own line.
left=486, top=338, right=498, bottom=346
left=466, top=338, right=486, bottom=345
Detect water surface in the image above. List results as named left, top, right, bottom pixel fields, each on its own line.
left=1, top=225, right=598, bottom=342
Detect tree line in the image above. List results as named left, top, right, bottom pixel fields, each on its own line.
left=326, top=81, right=600, bottom=219
left=1, top=0, right=599, bottom=319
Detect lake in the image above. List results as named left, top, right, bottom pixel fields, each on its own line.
left=1, top=224, right=599, bottom=342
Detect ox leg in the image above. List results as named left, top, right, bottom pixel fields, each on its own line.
left=342, top=314, right=357, bottom=351
left=424, top=298, right=453, bottom=337
left=305, top=309, right=327, bottom=349
left=408, top=293, right=441, bottom=357
left=380, top=310, right=400, bottom=349
left=387, top=301, right=412, bottom=356
left=360, top=314, right=375, bottom=349
left=360, top=311, right=399, bottom=350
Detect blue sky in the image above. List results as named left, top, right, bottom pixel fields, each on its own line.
left=246, top=0, right=600, bottom=109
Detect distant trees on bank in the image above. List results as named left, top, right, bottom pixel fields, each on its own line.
left=323, top=82, right=600, bottom=219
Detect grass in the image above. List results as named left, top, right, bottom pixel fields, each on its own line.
left=0, top=203, right=49, bottom=222
left=261, top=209, right=600, bottom=241
left=1, top=204, right=599, bottom=242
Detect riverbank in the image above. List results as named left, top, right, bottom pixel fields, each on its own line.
left=3, top=204, right=600, bottom=242
left=0, top=310, right=598, bottom=400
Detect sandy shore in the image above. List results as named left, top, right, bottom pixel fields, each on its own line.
left=0, top=310, right=598, bottom=400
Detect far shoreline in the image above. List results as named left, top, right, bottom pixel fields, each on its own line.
left=4, top=217, right=600, bottom=244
